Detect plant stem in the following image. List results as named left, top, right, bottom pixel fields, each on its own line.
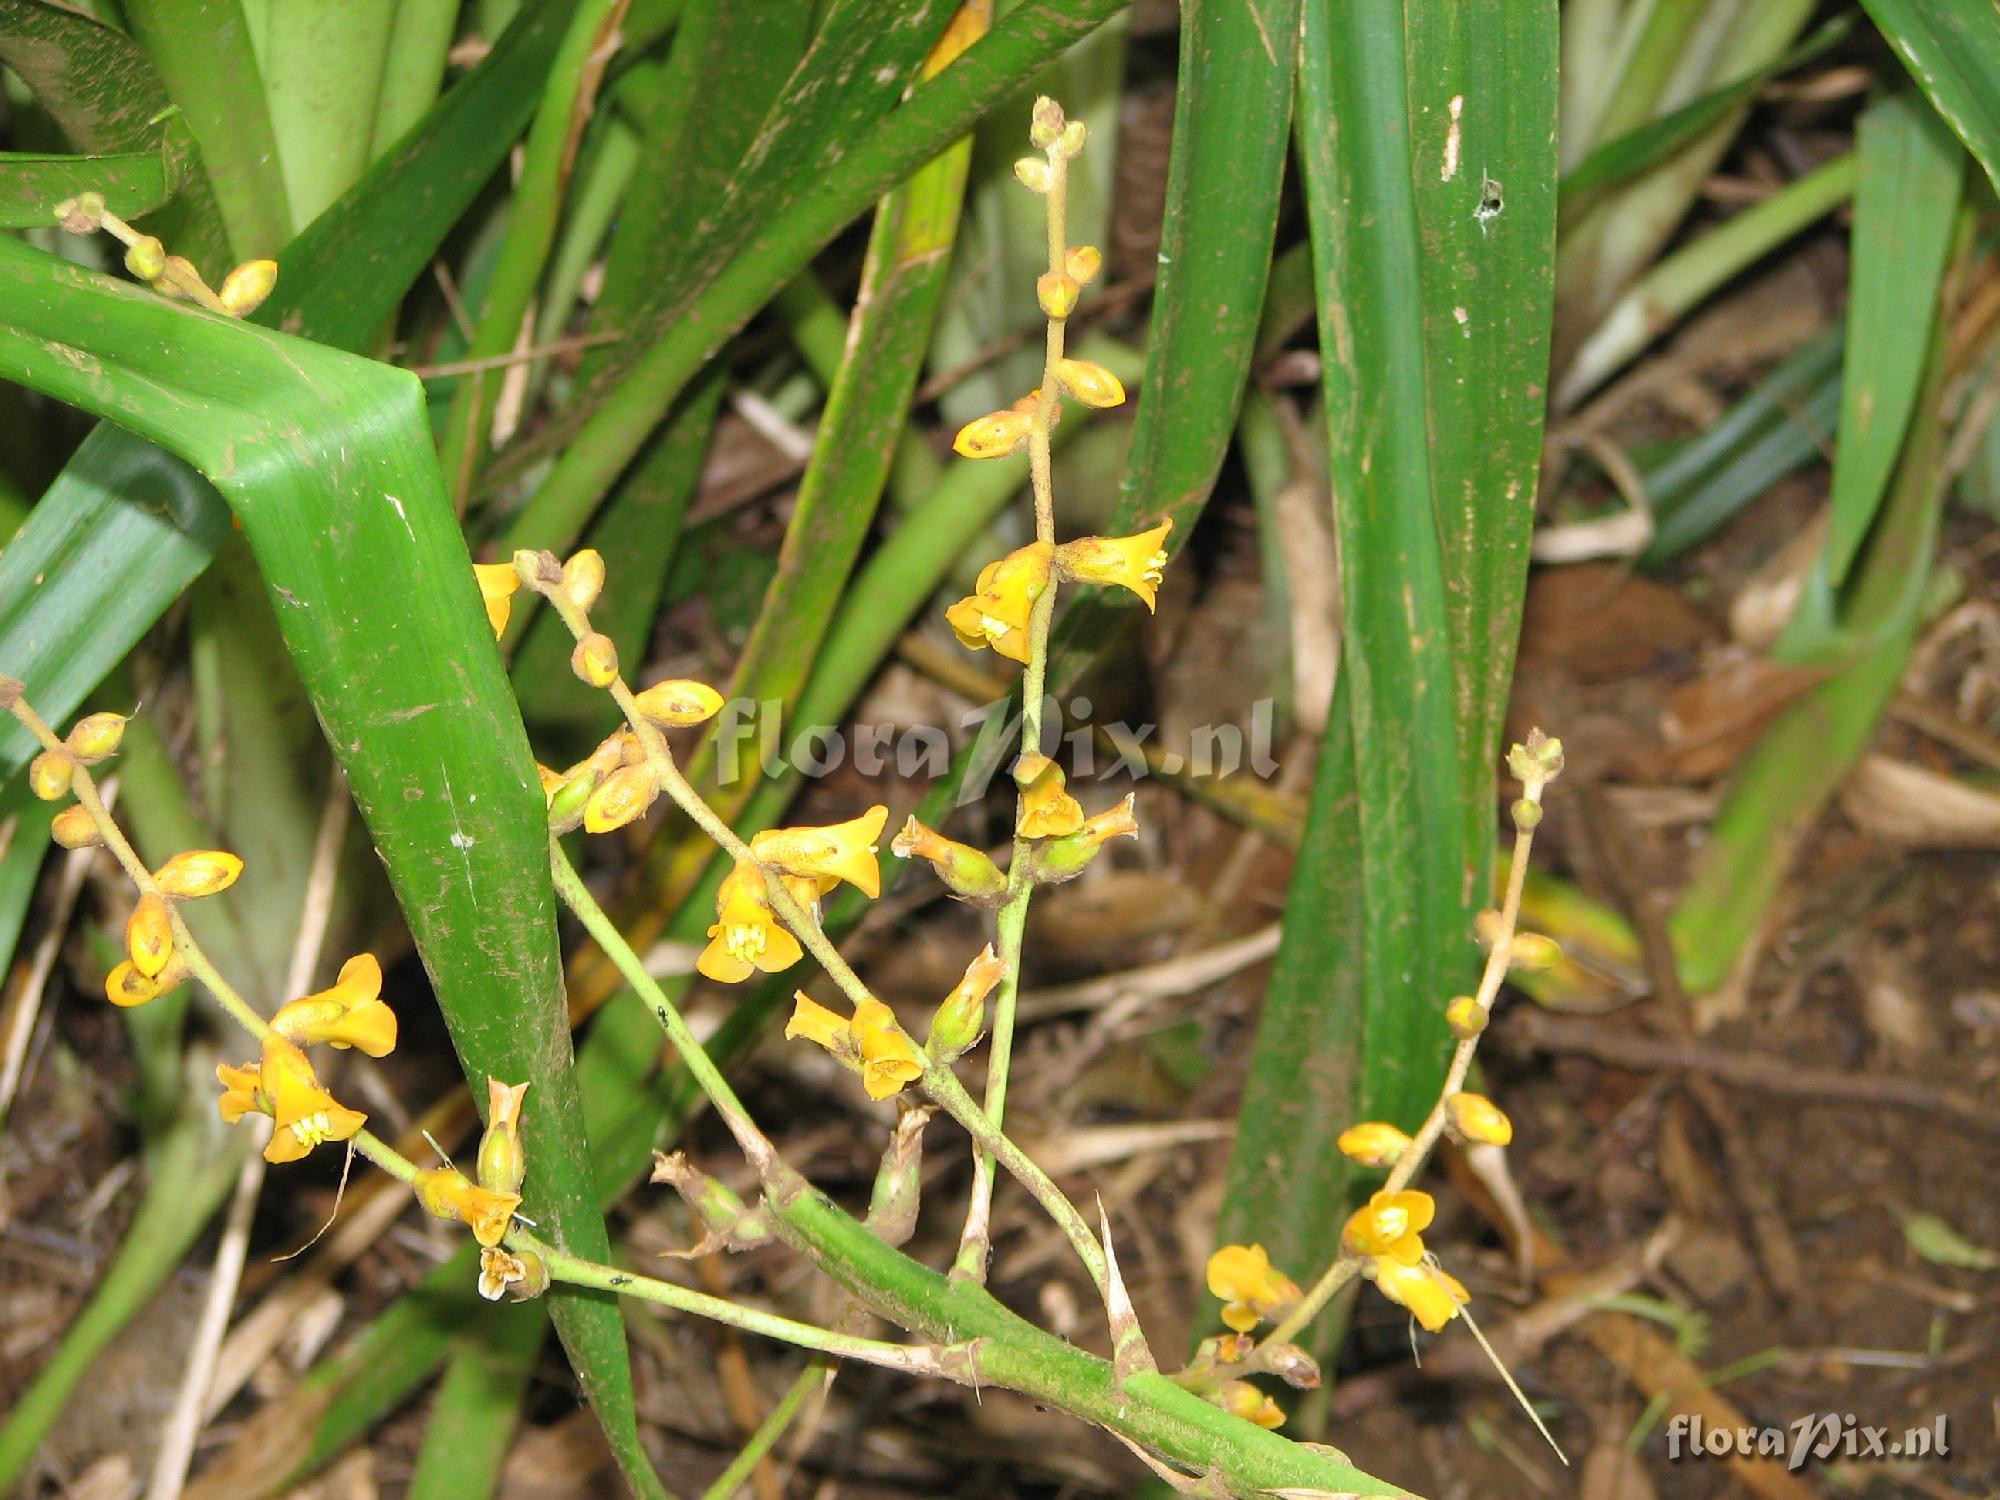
left=697, top=1358, right=826, bottom=1500
left=955, top=118, right=1070, bottom=1284
left=522, top=1234, right=975, bottom=1378
left=548, top=836, right=774, bottom=1165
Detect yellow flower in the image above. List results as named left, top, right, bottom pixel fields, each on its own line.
left=478, top=1078, right=530, bottom=1196
left=218, top=258, right=278, bottom=317
left=851, top=998, right=924, bottom=1101
left=66, top=712, right=127, bottom=762
left=126, top=893, right=175, bottom=978
left=1447, top=1092, right=1513, bottom=1146
left=1013, top=754, right=1083, bottom=839
left=1341, top=1189, right=1434, bottom=1265
left=945, top=542, right=1054, bottom=664
left=28, top=748, right=72, bottom=800
left=272, top=953, right=398, bottom=1057
left=571, top=631, right=619, bottom=687
left=696, top=862, right=804, bottom=983
left=561, top=548, right=605, bottom=612
left=750, top=805, right=889, bottom=899
left=1219, top=1379, right=1286, bottom=1430
left=784, top=992, right=856, bottom=1057
left=1205, top=1243, right=1302, bottom=1334
left=890, top=815, right=1007, bottom=903
left=952, top=408, right=1034, bottom=459
left=1336, top=1122, right=1412, bottom=1169
left=1369, top=1257, right=1469, bottom=1332
left=218, top=1035, right=369, bottom=1165
left=1054, top=518, right=1174, bottom=610
left=473, top=562, right=520, bottom=638
left=153, top=849, right=244, bottom=899
left=416, top=1165, right=521, bottom=1248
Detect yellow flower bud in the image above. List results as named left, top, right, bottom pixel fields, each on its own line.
left=561, top=548, right=605, bottom=612
left=1029, top=793, right=1139, bottom=884
left=126, top=893, right=176, bottom=978
left=124, top=235, right=167, bottom=281
left=1036, top=270, right=1079, bottom=319
left=583, top=764, right=659, bottom=834
left=154, top=849, right=244, bottom=898
left=1507, top=729, right=1565, bottom=786
left=28, top=749, right=73, bottom=801
left=1013, top=156, right=1053, bottom=193
left=1447, top=1092, right=1513, bottom=1146
left=952, top=408, right=1034, bottom=460
left=1054, top=357, right=1124, bottom=408
left=218, top=259, right=278, bottom=317
left=105, top=955, right=185, bottom=1007
left=50, top=805, right=101, bottom=850
left=1444, top=994, right=1486, bottom=1039
left=1029, top=96, right=1064, bottom=148
left=66, top=712, right=127, bottom=762
left=927, top=943, right=1006, bottom=1060
left=632, top=678, right=724, bottom=727
left=1336, top=1121, right=1412, bottom=1169
left=891, top=815, right=1006, bottom=903
left=571, top=631, right=619, bottom=687
left=473, top=562, right=519, bottom=638
left=1055, top=119, right=1088, bottom=158
left=1507, top=932, right=1562, bottom=972
left=1065, top=244, right=1102, bottom=286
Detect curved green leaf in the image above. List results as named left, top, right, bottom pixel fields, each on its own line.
left=1862, top=0, right=2000, bottom=196
left=0, top=236, right=659, bottom=1499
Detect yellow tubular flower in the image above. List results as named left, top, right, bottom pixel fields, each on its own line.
left=1370, top=1258, right=1469, bottom=1332
left=928, top=943, right=1007, bottom=1057
left=233, top=1035, right=369, bottom=1165
left=1447, top=1092, right=1514, bottom=1146
left=153, top=849, right=244, bottom=899
left=750, top=805, right=889, bottom=899
left=1055, top=518, right=1174, bottom=611
left=106, top=956, right=184, bottom=1007
left=1205, top=1243, right=1302, bottom=1334
left=784, top=992, right=855, bottom=1057
left=272, top=953, right=398, bottom=1057
left=1336, top=1121, right=1413, bottom=1169
left=1013, top=754, right=1084, bottom=839
left=416, top=1166, right=522, bottom=1248
left=473, top=562, right=520, bottom=638
left=850, top=998, right=924, bottom=1101
left=944, top=542, right=1054, bottom=664
left=1340, top=1189, right=1435, bottom=1265
left=952, top=408, right=1034, bottom=459
left=696, top=863, right=804, bottom=983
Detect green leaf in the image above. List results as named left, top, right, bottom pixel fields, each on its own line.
left=1221, top=0, right=1556, bottom=1350
left=1821, top=85, right=1963, bottom=587
left=496, top=0, right=1127, bottom=561
left=1900, top=1209, right=2000, bottom=1270
left=1862, top=0, right=2000, bottom=197
left=0, top=0, right=230, bottom=267
left=0, top=235, right=660, bottom=1499
left=0, top=142, right=179, bottom=228
left=406, top=1304, right=547, bottom=1500
left=1671, top=239, right=1955, bottom=994
left=122, top=0, right=290, bottom=257
left=0, top=0, right=583, bottom=788
left=257, top=0, right=398, bottom=229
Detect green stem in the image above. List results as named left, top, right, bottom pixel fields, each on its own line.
left=697, top=1358, right=826, bottom=1500
left=548, top=837, right=774, bottom=1165
left=523, top=1235, right=971, bottom=1376
left=955, top=119, right=1071, bottom=1284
